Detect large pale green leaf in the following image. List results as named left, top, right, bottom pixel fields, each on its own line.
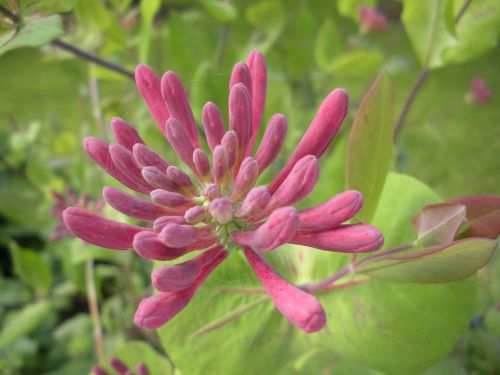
left=314, top=18, right=344, bottom=71
left=337, top=0, right=375, bottom=20
left=0, top=15, right=64, bottom=56
left=330, top=50, right=384, bottom=78
left=402, top=0, right=457, bottom=68
left=139, top=0, right=162, bottom=62
left=200, top=0, right=238, bottom=22
left=345, top=72, right=394, bottom=223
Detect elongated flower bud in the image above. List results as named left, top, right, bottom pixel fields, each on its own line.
left=150, top=189, right=192, bottom=207
left=161, top=71, right=200, bottom=147
left=135, top=64, right=169, bottom=129
left=184, top=205, right=207, bottom=224
left=209, top=198, right=233, bottom=224
left=109, top=144, right=152, bottom=193
left=229, top=83, right=252, bottom=170
left=248, top=206, right=299, bottom=251
left=133, top=143, right=170, bottom=171
left=269, top=89, right=348, bottom=193
left=243, top=247, right=326, bottom=333
left=291, top=224, right=383, bottom=253
left=193, top=148, right=210, bottom=180
left=202, top=102, right=225, bottom=151
left=299, top=190, right=363, bottom=231
left=141, top=166, right=178, bottom=192
left=159, top=223, right=198, bottom=248
left=63, top=207, right=145, bottom=250
left=230, top=62, right=252, bottom=96
left=136, top=363, right=150, bottom=375
left=236, top=186, right=271, bottom=218
left=111, top=117, right=144, bottom=150
left=91, top=366, right=108, bottom=375
left=166, top=166, right=196, bottom=194
left=212, top=145, right=229, bottom=185
left=153, top=215, right=186, bottom=232
left=221, top=130, right=239, bottom=169
left=255, top=114, right=287, bottom=172
left=110, top=357, right=128, bottom=374
left=231, top=157, right=259, bottom=201
left=164, top=118, right=195, bottom=169
left=246, top=50, right=267, bottom=154
left=203, top=183, right=222, bottom=200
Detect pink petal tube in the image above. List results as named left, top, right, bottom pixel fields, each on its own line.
left=243, top=247, right=326, bottom=333
left=166, top=166, right=196, bottom=194
left=231, top=157, right=259, bottom=201
left=150, top=189, right=192, bottom=207
left=110, top=117, right=144, bottom=150
left=136, top=363, right=150, bottom=375
left=212, top=145, right=229, bottom=185
left=109, top=144, right=153, bottom=194
left=203, top=184, right=222, bottom=201
left=209, top=198, right=233, bottom=224
left=142, top=166, right=178, bottom=192
left=164, top=118, right=195, bottom=170
left=221, top=130, right=239, bottom=169
left=255, top=114, right=287, bottom=172
left=135, top=64, right=170, bottom=130
left=63, top=207, right=145, bottom=250
left=133, top=143, right=170, bottom=171
left=153, top=215, right=187, bottom=232
left=230, top=62, right=252, bottom=95
left=184, top=205, right=207, bottom=224
left=134, top=247, right=227, bottom=329
left=246, top=50, right=267, bottom=154
left=159, top=223, right=199, bottom=248
left=229, top=83, right=252, bottom=170
left=91, top=365, right=108, bottom=375
left=202, top=102, right=225, bottom=151
left=291, top=224, right=383, bottom=253
left=109, top=357, right=128, bottom=374
left=269, top=89, right=348, bottom=193
left=103, top=186, right=181, bottom=221
left=193, top=148, right=211, bottom=180
left=236, top=186, right=271, bottom=218
left=298, top=190, right=363, bottom=231
left=161, top=71, right=200, bottom=147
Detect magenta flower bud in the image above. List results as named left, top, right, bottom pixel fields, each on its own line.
left=159, top=223, right=198, bottom=248
left=161, top=71, right=200, bottom=147
left=212, top=145, right=229, bottom=185
left=246, top=50, right=267, bottom=154
left=209, top=198, right=233, bottom=224
left=221, top=130, right=239, bottom=169
left=229, top=62, right=252, bottom=95
left=202, top=102, right=225, bottom=151
left=133, top=143, right=170, bottom=171
left=243, top=247, right=326, bottom=333
left=109, top=144, right=152, bottom=194
left=229, top=83, right=252, bottom=169
left=291, top=224, right=383, bottom=253
left=236, top=186, right=271, bottom=218
left=299, top=190, right=363, bottom=231
left=109, top=357, right=128, bottom=374
left=103, top=186, right=180, bottom=221
left=269, top=155, right=319, bottom=209
left=184, top=205, right=207, bottom=224
left=91, top=366, right=109, bottom=375
left=231, top=157, right=259, bottom=201
left=203, top=183, right=222, bottom=200
left=83, top=137, right=149, bottom=194
left=358, top=5, right=389, bottom=33
left=470, top=76, right=492, bottom=103
left=193, top=148, right=210, bottom=179
left=141, top=166, right=178, bottom=192
left=135, top=64, right=169, bottom=130
left=110, top=117, right=144, bottom=150
left=136, top=363, right=150, bottom=375
left=150, top=189, right=192, bottom=207
left=249, top=206, right=299, bottom=252
left=63, top=207, right=145, bottom=250
left=269, top=89, right=348, bottom=193
left=153, top=215, right=186, bottom=232
left=166, top=166, right=196, bottom=194
left=164, top=118, right=195, bottom=169
left=255, top=114, right=287, bottom=172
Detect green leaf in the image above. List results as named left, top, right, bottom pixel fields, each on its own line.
left=9, top=242, right=52, bottom=296
left=314, top=18, right=344, bottom=71
left=444, top=0, right=500, bottom=64
left=246, top=1, right=285, bottom=35
left=0, top=301, right=52, bottom=350
left=139, top=0, right=162, bottom=62
left=402, top=0, right=457, bottom=68
left=23, top=0, right=77, bottom=13
left=329, top=50, right=384, bottom=78
left=357, top=238, right=497, bottom=283
left=200, top=0, right=238, bottom=22
left=345, top=72, right=394, bottom=223
left=448, top=195, right=500, bottom=239
left=337, top=0, right=375, bottom=20
left=0, top=15, right=64, bottom=56
left=412, top=203, right=466, bottom=245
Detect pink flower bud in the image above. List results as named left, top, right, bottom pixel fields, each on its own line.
left=209, top=198, right=233, bottom=224
left=212, top=145, right=229, bottom=185
left=150, top=189, right=192, bottom=207
left=202, top=102, right=225, bottom=151
left=299, top=190, right=363, bottom=231
left=135, top=64, right=169, bottom=130
left=203, top=183, right=222, bottom=200
left=358, top=5, right=389, bottom=33
left=164, top=118, right=195, bottom=169
left=269, top=89, right=348, bottom=193
left=255, top=114, right=287, bottom=172
left=184, top=205, right=207, bottom=224
left=291, top=224, right=383, bottom=253
left=166, top=166, right=196, bottom=194
left=236, top=186, right=271, bottom=218
left=110, top=117, right=144, bottom=150
left=136, top=363, right=150, bottom=375
left=153, top=215, right=186, bottom=232
left=133, top=143, right=170, bottom=171
left=161, top=71, right=200, bottom=147
left=91, top=366, right=109, bottom=375
left=229, top=83, right=252, bottom=170
left=141, top=166, right=178, bottom=192
left=221, top=130, right=239, bottom=169
left=159, top=223, right=199, bottom=248
left=193, top=148, right=210, bottom=179
left=246, top=50, right=267, bottom=154
left=231, top=157, right=259, bottom=201
left=470, top=76, right=492, bottom=103
left=109, top=357, right=128, bottom=374
left=243, top=247, right=326, bottom=333
left=63, top=207, right=145, bottom=250
left=109, top=144, right=152, bottom=194
left=248, top=206, right=299, bottom=251
left=103, top=186, right=180, bottom=221
left=229, top=62, right=252, bottom=96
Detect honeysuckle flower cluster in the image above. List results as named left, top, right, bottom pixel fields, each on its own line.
left=92, top=356, right=149, bottom=375
left=358, top=5, right=389, bottom=33
left=63, top=50, right=383, bottom=334
left=469, top=76, right=492, bottom=103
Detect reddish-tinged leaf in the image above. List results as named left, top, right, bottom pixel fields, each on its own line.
left=448, top=195, right=500, bottom=239
left=412, top=203, right=466, bottom=245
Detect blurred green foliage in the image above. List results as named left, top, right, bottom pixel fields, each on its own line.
left=0, top=0, right=499, bottom=374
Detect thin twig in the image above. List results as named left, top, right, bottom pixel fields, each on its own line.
left=86, top=259, right=106, bottom=363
